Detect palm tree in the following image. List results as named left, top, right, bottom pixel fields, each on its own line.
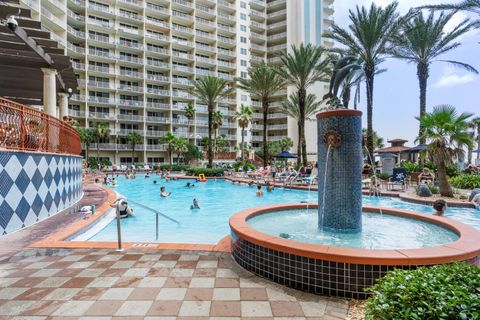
left=472, top=117, right=480, bottom=161
left=163, top=132, right=176, bottom=169
left=233, top=104, right=253, bottom=161
left=326, top=2, right=402, bottom=156
left=278, top=137, right=294, bottom=152
left=212, top=110, right=223, bottom=159
left=184, top=102, right=196, bottom=139
left=127, top=131, right=143, bottom=164
left=91, top=123, right=110, bottom=161
left=362, top=128, right=385, bottom=150
left=237, top=62, right=286, bottom=167
left=279, top=92, right=322, bottom=164
left=76, top=127, right=94, bottom=161
left=391, top=11, right=477, bottom=144
left=420, top=0, right=480, bottom=15
left=277, top=43, right=330, bottom=166
left=417, top=105, right=473, bottom=197
left=172, top=137, right=188, bottom=164
left=190, top=76, right=234, bottom=167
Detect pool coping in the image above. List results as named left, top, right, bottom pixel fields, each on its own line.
left=229, top=203, right=480, bottom=266
left=29, top=184, right=231, bottom=252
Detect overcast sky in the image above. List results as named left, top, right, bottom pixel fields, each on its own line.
left=332, top=0, right=479, bottom=146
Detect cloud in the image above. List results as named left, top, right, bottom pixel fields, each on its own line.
left=434, top=72, right=476, bottom=88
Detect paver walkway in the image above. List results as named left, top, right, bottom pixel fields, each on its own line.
left=0, top=248, right=349, bottom=319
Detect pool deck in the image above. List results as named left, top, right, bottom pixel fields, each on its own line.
left=0, top=248, right=350, bottom=319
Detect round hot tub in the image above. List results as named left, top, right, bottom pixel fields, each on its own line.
left=229, top=203, right=480, bottom=299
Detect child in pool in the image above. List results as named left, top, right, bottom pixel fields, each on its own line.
left=191, top=198, right=200, bottom=209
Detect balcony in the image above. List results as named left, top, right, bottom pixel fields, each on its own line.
left=172, top=24, right=194, bottom=35
left=146, top=102, right=170, bottom=110
left=172, top=65, right=193, bottom=73
left=172, top=91, right=194, bottom=99
left=67, top=9, right=84, bottom=22
left=146, top=130, right=168, bottom=137
left=118, top=99, right=144, bottom=108
left=88, top=81, right=114, bottom=90
left=251, top=43, right=267, bottom=53
left=146, top=3, right=170, bottom=16
left=147, top=88, right=170, bottom=96
left=146, top=17, right=169, bottom=29
left=147, top=74, right=170, bottom=82
left=146, top=60, right=169, bottom=69
left=67, top=42, right=85, bottom=54
left=119, top=69, right=143, bottom=78
left=89, top=49, right=116, bottom=60
left=118, top=84, right=144, bottom=93
left=172, top=78, right=193, bottom=86
left=118, top=114, right=144, bottom=121
left=118, top=40, right=143, bottom=50
left=68, top=110, right=85, bottom=117
left=217, top=73, right=234, bottom=81
left=267, top=0, right=286, bottom=9
left=88, top=3, right=114, bottom=15
left=89, top=143, right=117, bottom=150
left=267, top=9, right=286, bottom=20
left=267, top=32, right=287, bottom=42
left=146, top=45, right=169, bottom=56
left=88, top=34, right=113, bottom=44
left=88, top=96, right=115, bottom=105
left=195, top=43, right=215, bottom=52
left=116, top=129, right=144, bottom=135
left=196, top=69, right=215, bottom=77
left=89, top=112, right=116, bottom=120
left=146, top=145, right=167, bottom=151
left=145, top=116, right=169, bottom=123
left=217, top=48, right=236, bottom=58
left=117, top=0, right=143, bottom=9
left=67, top=26, right=85, bottom=39
left=88, top=65, right=111, bottom=74
left=118, top=55, right=143, bottom=64
left=117, top=143, right=145, bottom=150
left=72, top=62, right=85, bottom=70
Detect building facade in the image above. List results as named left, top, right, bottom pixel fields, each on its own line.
left=20, top=0, right=334, bottom=165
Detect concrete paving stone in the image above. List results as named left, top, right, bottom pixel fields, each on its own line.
left=241, top=301, right=273, bottom=317
left=84, top=300, right=124, bottom=316
left=299, top=301, right=327, bottom=317
left=139, top=254, right=162, bottom=261
left=178, top=301, right=211, bottom=317
left=99, top=288, right=134, bottom=300
left=128, top=288, right=161, bottom=300
left=21, top=299, right=65, bottom=316
left=115, top=300, right=153, bottom=316
left=270, top=301, right=305, bottom=317
left=153, top=261, right=177, bottom=268
left=34, top=277, right=71, bottom=288
left=0, top=300, right=36, bottom=316
left=178, top=255, right=200, bottom=261
left=216, top=269, right=239, bottom=278
left=0, top=288, right=28, bottom=299
left=266, top=288, right=297, bottom=301
left=123, top=268, right=149, bottom=277
left=189, top=277, right=215, bottom=288
left=30, top=269, right=61, bottom=277
left=87, top=277, right=120, bottom=288
left=184, top=288, right=213, bottom=301
left=42, top=288, right=82, bottom=300
left=156, top=288, right=187, bottom=300
left=210, top=301, right=241, bottom=317
left=147, top=300, right=182, bottom=316
left=51, top=300, right=95, bottom=316
left=77, top=269, right=107, bottom=278
left=169, top=268, right=194, bottom=277
left=111, top=261, right=135, bottom=269
left=69, top=261, right=95, bottom=269
left=138, top=277, right=167, bottom=288
left=212, top=288, right=240, bottom=301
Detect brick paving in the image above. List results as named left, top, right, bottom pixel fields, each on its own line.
left=0, top=248, right=349, bottom=319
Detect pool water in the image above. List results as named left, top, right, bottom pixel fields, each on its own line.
left=80, top=176, right=480, bottom=245
left=248, top=209, right=459, bottom=249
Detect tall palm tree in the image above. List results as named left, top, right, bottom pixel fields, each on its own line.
left=326, top=2, right=402, bottom=156
left=417, top=105, right=473, bottom=197
left=472, top=117, right=480, bottom=160
left=127, top=131, right=143, bottom=164
left=184, top=102, right=196, bottom=139
left=76, top=127, right=94, bottom=161
left=163, top=132, right=176, bottom=169
left=233, top=104, right=253, bottom=161
left=277, top=43, right=330, bottom=166
left=212, top=110, right=223, bottom=158
left=237, top=62, right=286, bottom=167
left=392, top=11, right=477, bottom=144
left=279, top=92, right=322, bottom=164
left=191, top=76, right=233, bottom=167
left=91, top=123, right=110, bottom=162
left=278, top=137, right=294, bottom=152
left=420, top=0, right=480, bottom=15
left=172, top=137, right=188, bottom=164
left=361, top=128, right=385, bottom=150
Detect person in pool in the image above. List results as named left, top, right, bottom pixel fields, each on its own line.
left=191, top=198, right=200, bottom=209
left=266, top=182, right=274, bottom=192
left=471, top=193, right=480, bottom=209
left=433, top=199, right=447, bottom=216
left=256, top=185, right=264, bottom=197
left=186, top=182, right=195, bottom=188
left=153, top=180, right=157, bottom=184
left=160, top=186, right=171, bottom=198
left=110, top=198, right=135, bottom=218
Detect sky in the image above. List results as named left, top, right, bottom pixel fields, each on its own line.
left=332, top=0, right=480, bottom=147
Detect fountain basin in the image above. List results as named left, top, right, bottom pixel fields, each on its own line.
left=230, top=203, right=480, bottom=299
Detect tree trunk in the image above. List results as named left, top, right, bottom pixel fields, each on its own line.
left=241, top=127, right=245, bottom=162
left=169, top=147, right=173, bottom=169
left=262, top=98, right=269, bottom=167
left=96, top=138, right=100, bottom=162
left=342, top=84, right=351, bottom=109
left=417, top=63, right=429, bottom=144
left=365, top=66, right=375, bottom=157
left=85, top=144, right=89, bottom=162
left=296, top=123, right=301, bottom=166
left=301, top=123, right=308, bottom=167
left=468, top=146, right=473, bottom=164
left=132, top=144, right=135, bottom=164
left=477, top=127, right=480, bottom=159
left=437, top=160, right=453, bottom=197
left=207, top=108, right=213, bottom=168
left=213, top=129, right=217, bottom=161
left=298, top=88, right=308, bottom=166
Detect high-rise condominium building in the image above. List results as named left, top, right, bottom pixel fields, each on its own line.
left=19, top=0, right=334, bottom=165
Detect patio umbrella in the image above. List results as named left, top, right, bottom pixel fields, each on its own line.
left=472, top=149, right=480, bottom=154
left=274, top=151, right=298, bottom=159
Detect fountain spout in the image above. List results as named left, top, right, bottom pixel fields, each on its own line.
left=317, top=110, right=363, bottom=233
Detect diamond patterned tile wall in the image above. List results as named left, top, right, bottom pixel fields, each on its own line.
left=0, top=151, right=83, bottom=235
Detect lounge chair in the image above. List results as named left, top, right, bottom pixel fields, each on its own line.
left=387, top=168, right=409, bottom=191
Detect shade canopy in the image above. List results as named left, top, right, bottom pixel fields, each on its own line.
left=0, top=0, right=78, bottom=105
left=409, top=144, right=428, bottom=152
left=274, top=151, right=298, bottom=159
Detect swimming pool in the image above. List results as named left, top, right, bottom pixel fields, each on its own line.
left=76, top=175, right=480, bottom=244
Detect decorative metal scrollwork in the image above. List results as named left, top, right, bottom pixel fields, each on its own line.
left=323, top=130, right=342, bottom=148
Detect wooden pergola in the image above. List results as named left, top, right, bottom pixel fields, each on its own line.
left=0, top=0, right=77, bottom=106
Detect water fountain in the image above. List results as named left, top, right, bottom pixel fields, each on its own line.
left=230, top=109, right=480, bottom=299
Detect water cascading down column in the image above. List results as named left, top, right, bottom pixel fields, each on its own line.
left=317, top=110, right=363, bottom=232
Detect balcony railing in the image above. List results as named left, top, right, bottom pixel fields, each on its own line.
left=0, top=97, right=81, bottom=155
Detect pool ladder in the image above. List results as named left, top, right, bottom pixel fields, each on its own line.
left=115, top=199, right=180, bottom=250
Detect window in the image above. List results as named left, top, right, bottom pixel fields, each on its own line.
left=241, top=71, right=247, bottom=78
left=240, top=60, right=247, bottom=66
left=241, top=94, right=247, bottom=101
left=240, top=48, right=247, bottom=55
left=240, top=25, right=247, bottom=32
left=240, top=13, right=246, bottom=20
left=240, top=1, right=246, bottom=8
left=240, top=36, right=247, bottom=43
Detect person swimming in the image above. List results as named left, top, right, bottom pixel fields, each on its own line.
left=110, top=198, right=134, bottom=218
left=433, top=199, right=447, bottom=216
left=186, top=182, right=195, bottom=188
left=266, top=182, right=274, bottom=192
left=153, top=180, right=157, bottom=184
left=160, top=186, right=171, bottom=198
left=190, top=198, right=200, bottom=209
left=256, top=185, right=264, bottom=197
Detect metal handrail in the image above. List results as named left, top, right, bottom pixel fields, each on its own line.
left=126, top=199, right=180, bottom=241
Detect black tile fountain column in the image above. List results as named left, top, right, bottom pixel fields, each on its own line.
left=317, top=110, right=363, bottom=232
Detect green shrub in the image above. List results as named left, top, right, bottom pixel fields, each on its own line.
left=450, top=174, right=480, bottom=189
left=377, top=173, right=391, bottom=180
left=186, top=168, right=226, bottom=177
left=400, top=160, right=420, bottom=173
left=243, top=162, right=256, bottom=172
left=365, top=263, right=480, bottom=320
left=446, top=164, right=461, bottom=178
